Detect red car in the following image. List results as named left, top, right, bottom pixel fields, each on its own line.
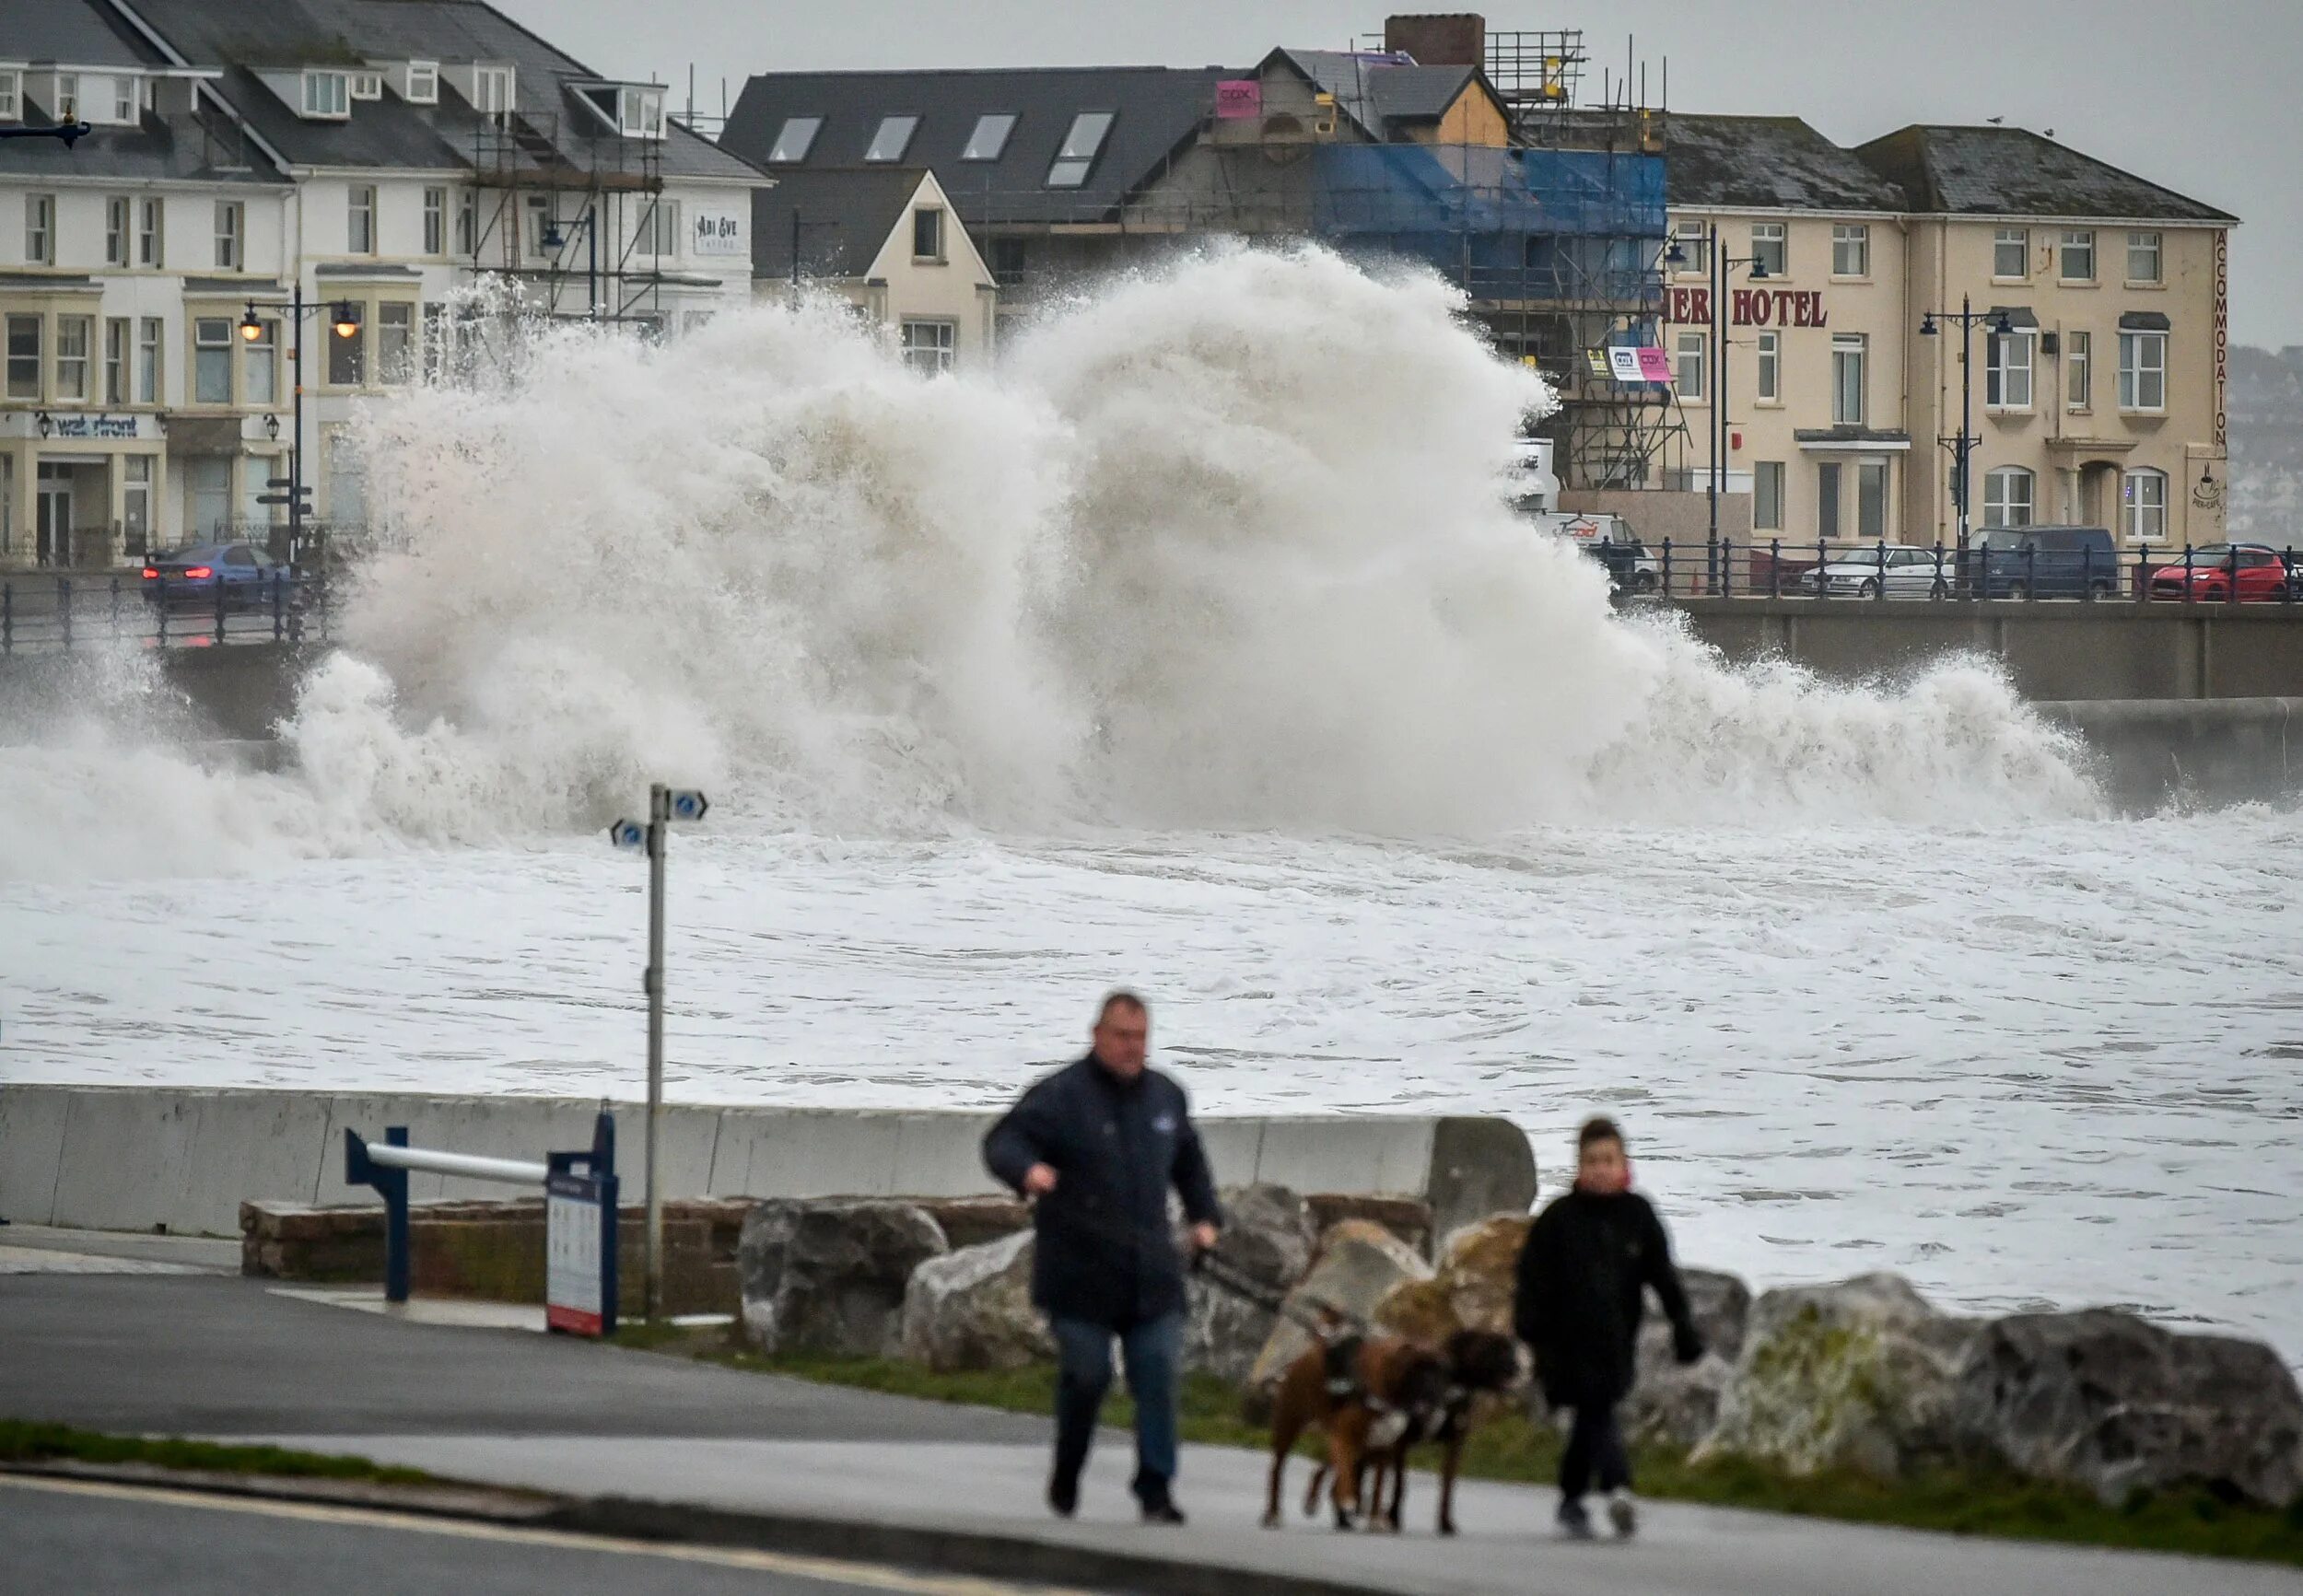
left=2143, top=542, right=2300, bottom=602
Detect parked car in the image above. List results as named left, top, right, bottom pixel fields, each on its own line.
left=1969, top=526, right=2120, bottom=600
left=140, top=542, right=294, bottom=610
left=2141, top=542, right=2302, bottom=602
left=1790, top=544, right=1952, bottom=599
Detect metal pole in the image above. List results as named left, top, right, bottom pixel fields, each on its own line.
left=1706, top=224, right=1719, bottom=548
left=290, top=282, right=304, bottom=564
left=644, top=780, right=668, bottom=1321
left=1958, top=294, right=1975, bottom=555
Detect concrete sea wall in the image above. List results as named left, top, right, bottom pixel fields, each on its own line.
left=0, top=1085, right=1535, bottom=1244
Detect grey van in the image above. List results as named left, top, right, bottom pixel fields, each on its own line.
left=1970, top=525, right=2119, bottom=599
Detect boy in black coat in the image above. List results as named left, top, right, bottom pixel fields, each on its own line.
left=1513, top=1116, right=1704, bottom=1539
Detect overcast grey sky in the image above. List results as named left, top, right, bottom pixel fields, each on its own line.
left=498, top=0, right=2301, bottom=345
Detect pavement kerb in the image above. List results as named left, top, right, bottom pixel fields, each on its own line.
left=548, top=1495, right=1409, bottom=1596
left=0, top=1460, right=1402, bottom=1596
left=0, top=1459, right=560, bottom=1524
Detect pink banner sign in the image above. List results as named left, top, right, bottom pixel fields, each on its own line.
left=1216, top=80, right=1262, bottom=119
left=1634, top=344, right=1675, bottom=383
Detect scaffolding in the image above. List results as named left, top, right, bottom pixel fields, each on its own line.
left=466, top=105, right=672, bottom=329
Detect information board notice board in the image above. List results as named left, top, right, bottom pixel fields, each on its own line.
left=545, top=1167, right=615, bottom=1335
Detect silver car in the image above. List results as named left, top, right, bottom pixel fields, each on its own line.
left=1796, top=545, right=1951, bottom=599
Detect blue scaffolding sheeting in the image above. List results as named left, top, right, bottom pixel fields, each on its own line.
left=1306, top=143, right=1666, bottom=304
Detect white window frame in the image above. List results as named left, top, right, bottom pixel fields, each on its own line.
left=1983, top=466, right=2035, bottom=529
left=617, top=86, right=663, bottom=138
left=240, top=315, right=275, bottom=405
left=26, top=192, right=54, bottom=265
left=1046, top=111, right=1115, bottom=188
left=2123, top=467, right=2167, bottom=542
left=1674, top=331, right=1706, bottom=402
left=1986, top=330, right=2034, bottom=411
left=351, top=71, right=383, bottom=101
left=2119, top=331, right=2167, bottom=412
left=5, top=313, right=41, bottom=399
left=376, top=300, right=413, bottom=385
left=122, top=454, right=151, bottom=552
left=1830, top=223, right=1870, bottom=278
left=347, top=183, right=377, bottom=254
left=112, top=75, right=136, bottom=122
left=405, top=62, right=438, bottom=104
left=55, top=73, right=78, bottom=121
left=455, top=190, right=475, bottom=255
left=637, top=197, right=680, bottom=259
left=2065, top=329, right=2091, bottom=411
left=104, top=315, right=129, bottom=404
left=2058, top=228, right=2096, bottom=283
left=1750, top=221, right=1785, bottom=277
left=105, top=195, right=130, bottom=265
left=1754, top=329, right=1780, bottom=403
left=1830, top=332, right=1867, bottom=425
left=473, top=65, right=514, bottom=122
left=962, top=112, right=1017, bottom=161
left=1670, top=221, right=1709, bottom=276
left=215, top=200, right=244, bottom=270
left=193, top=315, right=233, bottom=403
left=2126, top=230, right=2162, bottom=285
left=422, top=186, right=445, bottom=254
left=137, top=195, right=163, bottom=266
left=865, top=114, right=919, bottom=163
left=899, top=317, right=956, bottom=375
left=912, top=205, right=944, bottom=262
left=0, top=69, right=19, bottom=122
left=53, top=314, right=90, bottom=400
left=766, top=115, right=821, bottom=162
left=302, top=70, right=350, bottom=119
left=1993, top=227, right=2028, bottom=280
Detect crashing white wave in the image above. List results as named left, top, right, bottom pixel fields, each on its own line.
left=0, top=246, right=2098, bottom=879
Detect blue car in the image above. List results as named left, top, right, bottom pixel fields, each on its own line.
left=140, top=542, right=296, bottom=610
left=1968, top=526, right=2120, bottom=600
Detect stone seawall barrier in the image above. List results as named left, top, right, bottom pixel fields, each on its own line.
left=0, top=1084, right=1535, bottom=1244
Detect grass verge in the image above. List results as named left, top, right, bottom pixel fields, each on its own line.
left=612, top=1324, right=2303, bottom=1567
left=0, top=1420, right=438, bottom=1486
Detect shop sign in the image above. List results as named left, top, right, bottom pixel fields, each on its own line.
left=1666, top=286, right=1830, bottom=328
left=1605, top=345, right=1675, bottom=383
left=691, top=207, right=745, bottom=257
left=1216, top=80, right=1262, bottom=118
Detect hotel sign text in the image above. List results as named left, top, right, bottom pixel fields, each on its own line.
left=1666, top=287, right=1830, bottom=328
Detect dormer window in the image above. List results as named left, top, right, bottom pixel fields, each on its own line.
left=113, top=75, right=136, bottom=122
left=0, top=69, right=18, bottom=122
left=55, top=73, right=78, bottom=121
left=405, top=61, right=438, bottom=103
left=302, top=70, right=349, bottom=119
left=618, top=86, right=663, bottom=137
left=351, top=71, right=383, bottom=101
left=473, top=64, right=513, bottom=122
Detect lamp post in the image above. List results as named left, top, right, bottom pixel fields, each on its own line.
left=540, top=207, right=600, bottom=318
left=1920, top=296, right=2016, bottom=564
left=242, top=289, right=360, bottom=564
left=1665, top=223, right=1770, bottom=588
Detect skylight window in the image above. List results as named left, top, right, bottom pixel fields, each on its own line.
left=962, top=112, right=1016, bottom=161
left=766, top=114, right=821, bottom=162
left=1046, top=111, right=1113, bottom=187
left=864, top=113, right=918, bottom=162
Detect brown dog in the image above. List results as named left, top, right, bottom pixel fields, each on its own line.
left=1360, top=1328, right=1525, bottom=1535
left=1263, top=1331, right=1450, bottom=1531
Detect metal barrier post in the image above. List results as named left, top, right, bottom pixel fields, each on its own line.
left=1660, top=539, right=1673, bottom=597
left=2024, top=542, right=2038, bottom=601
left=273, top=569, right=286, bottom=640
left=213, top=577, right=228, bottom=644
left=344, top=1125, right=413, bottom=1303
left=1932, top=542, right=1947, bottom=600
left=2182, top=544, right=2195, bottom=604
left=109, top=576, right=121, bottom=635
left=1875, top=538, right=1888, bottom=601
left=2082, top=545, right=2095, bottom=601
left=2227, top=543, right=2240, bottom=605
left=58, top=577, right=71, bottom=649
left=2287, top=547, right=2298, bottom=605
left=1769, top=539, right=1782, bottom=599
left=1721, top=537, right=1734, bottom=599
left=1818, top=541, right=1831, bottom=600
left=2135, top=543, right=2151, bottom=602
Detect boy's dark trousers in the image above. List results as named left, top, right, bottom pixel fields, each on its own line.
left=1559, top=1402, right=1631, bottom=1501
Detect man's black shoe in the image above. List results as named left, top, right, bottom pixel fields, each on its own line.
left=1048, top=1474, right=1079, bottom=1520
left=1140, top=1498, right=1187, bottom=1526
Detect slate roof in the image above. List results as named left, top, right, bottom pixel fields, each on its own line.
left=721, top=66, right=1235, bottom=225
left=1271, top=49, right=1487, bottom=138
left=1666, top=115, right=1907, bottom=214
left=752, top=167, right=927, bottom=278
left=125, top=0, right=761, bottom=183
left=0, top=0, right=280, bottom=184
left=1853, top=125, right=2236, bottom=224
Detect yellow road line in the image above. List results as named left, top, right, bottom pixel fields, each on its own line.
left=0, top=1474, right=1081, bottom=1596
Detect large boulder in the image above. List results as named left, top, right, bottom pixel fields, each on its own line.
left=738, top=1199, right=948, bottom=1358
left=1248, top=1219, right=1435, bottom=1392
left=1374, top=1213, right=1528, bottom=1340
left=1695, top=1273, right=1978, bottom=1479
left=898, top=1229, right=1052, bottom=1372
left=1953, top=1310, right=2303, bottom=1508
left=1184, top=1184, right=1318, bottom=1386
left=1304, top=1194, right=1432, bottom=1259
left=1622, top=1269, right=1753, bottom=1450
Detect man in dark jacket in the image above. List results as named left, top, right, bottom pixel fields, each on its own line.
left=983, top=990, right=1222, bottom=1524
left=1514, top=1116, right=1704, bottom=1540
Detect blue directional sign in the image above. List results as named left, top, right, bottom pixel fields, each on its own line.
left=667, top=789, right=709, bottom=821
left=608, top=819, right=646, bottom=849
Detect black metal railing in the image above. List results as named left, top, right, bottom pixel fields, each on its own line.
left=0, top=568, right=333, bottom=656
left=1575, top=537, right=2303, bottom=607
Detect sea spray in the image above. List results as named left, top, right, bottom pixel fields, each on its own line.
left=0, top=246, right=2099, bottom=880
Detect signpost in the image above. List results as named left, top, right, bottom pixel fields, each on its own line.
left=607, top=782, right=709, bottom=1321
left=545, top=1113, right=619, bottom=1336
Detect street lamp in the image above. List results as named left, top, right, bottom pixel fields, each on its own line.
left=1667, top=224, right=1771, bottom=583
left=240, top=292, right=364, bottom=564
left=1920, top=296, right=2017, bottom=563
left=540, top=206, right=601, bottom=317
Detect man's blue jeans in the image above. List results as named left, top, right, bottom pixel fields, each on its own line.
left=1049, top=1311, right=1182, bottom=1503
